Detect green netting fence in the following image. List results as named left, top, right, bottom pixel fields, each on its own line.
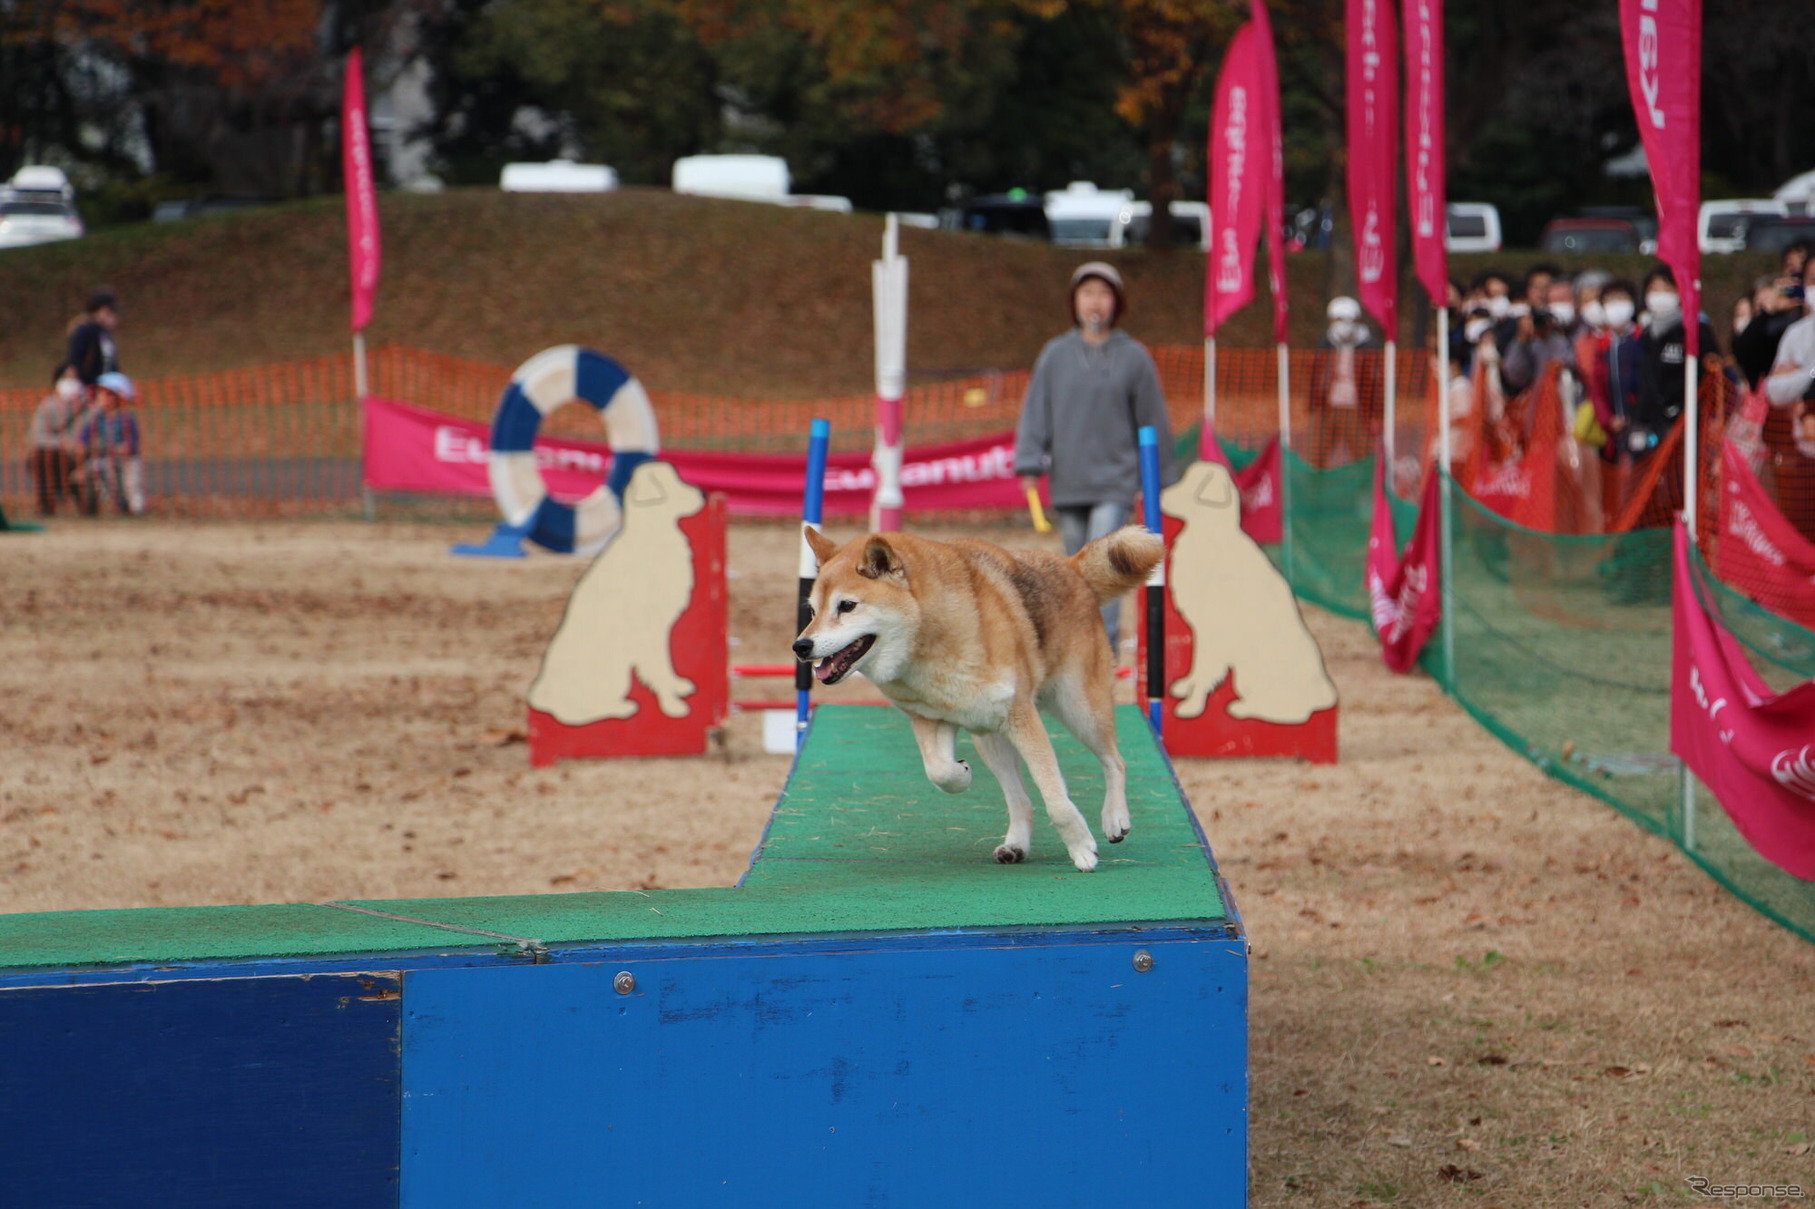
left=1195, top=426, right=1815, bottom=945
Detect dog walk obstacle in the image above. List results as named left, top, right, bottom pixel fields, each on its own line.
left=0, top=705, right=1248, bottom=1208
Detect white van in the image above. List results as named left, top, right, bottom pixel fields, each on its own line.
left=3, top=164, right=75, bottom=203
left=1110, top=200, right=1210, bottom=250
left=1444, top=202, right=1502, bottom=253
left=672, top=154, right=789, bottom=201
left=1045, top=181, right=1135, bottom=248
left=1699, top=198, right=1790, bottom=254
left=499, top=160, right=617, bottom=192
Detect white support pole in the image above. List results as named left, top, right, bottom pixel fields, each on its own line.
left=1436, top=304, right=1455, bottom=685
left=1203, top=337, right=1217, bottom=459
left=871, top=213, right=908, bottom=532
left=354, top=331, right=373, bottom=521
left=1276, top=340, right=1294, bottom=579
left=1383, top=338, right=1398, bottom=488
left=1679, top=350, right=1699, bottom=851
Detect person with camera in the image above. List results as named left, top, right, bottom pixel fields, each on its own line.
left=1502, top=275, right=1583, bottom=399
left=1762, top=252, right=1815, bottom=542
left=1307, top=296, right=1382, bottom=469
left=1734, top=250, right=1810, bottom=390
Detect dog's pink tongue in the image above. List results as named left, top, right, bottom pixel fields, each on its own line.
left=813, top=659, right=836, bottom=683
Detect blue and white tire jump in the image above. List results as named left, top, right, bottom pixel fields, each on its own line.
left=487, top=345, right=659, bottom=555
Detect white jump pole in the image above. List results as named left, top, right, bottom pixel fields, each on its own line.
left=870, top=213, right=908, bottom=532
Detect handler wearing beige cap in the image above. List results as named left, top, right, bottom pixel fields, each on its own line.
left=1014, top=261, right=1178, bottom=653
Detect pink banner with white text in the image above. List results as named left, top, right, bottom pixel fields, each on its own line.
left=1621, top=0, right=1701, bottom=354
left=361, top=395, right=1027, bottom=516
left=1714, top=443, right=1815, bottom=629
left=1671, top=522, right=1815, bottom=879
left=1198, top=427, right=1283, bottom=544
left=1254, top=0, right=1289, bottom=346
left=342, top=47, right=380, bottom=334
left=1206, top=22, right=1268, bottom=337
left=1401, top=0, right=1447, bottom=303
left=1367, top=459, right=1442, bottom=673
left=1346, top=0, right=1399, bottom=340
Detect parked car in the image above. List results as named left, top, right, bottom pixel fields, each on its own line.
left=1444, top=202, right=1502, bottom=253
left=1111, top=200, right=1210, bottom=250
left=672, top=154, right=789, bottom=200
left=1574, top=205, right=1657, bottom=254
left=947, top=192, right=1051, bottom=240
left=500, top=160, right=617, bottom=192
left=1699, top=198, right=1789, bottom=254
left=2, top=164, right=74, bottom=204
left=0, top=197, right=84, bottom=249
left=1741, top=214, right=1815, bottom=255
left=1044, top=181, right=1135, bottom=248
left=1539, top=217, right=1641, bottom=255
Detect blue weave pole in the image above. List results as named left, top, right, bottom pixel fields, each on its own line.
left=1138, top=426, right=1164, bottom=737
left=797, top=419, right=832, bottom=747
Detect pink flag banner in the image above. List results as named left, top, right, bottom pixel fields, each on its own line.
left=1346, top=0, right=1398, bottom=340
left=1253, top=0, right=1289, bottom=345
left=1193, top=422, right=1283, bottom=545
left=1206, top=23, right=1267, bottom=336
left=1714, top=443, right=1815, bottom=629
left=1620, top=0, right=1701, bottom=354
left=1670, top=522, right=1815, bottom=879
left=1401, top=0, right=1447, bottom=302
left=361, top=396, right=1027, bottom=516
left=342, top=47, right=381, bottom=334
left=1367, top=459, right=1442, bottom=673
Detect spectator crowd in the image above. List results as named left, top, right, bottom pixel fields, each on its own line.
left=25, top=288, right=145, bottom=518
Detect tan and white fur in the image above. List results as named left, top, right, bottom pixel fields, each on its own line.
left=1161, top=460, right=1337, bottom=723
left=528, top=461, right=706, bottom=723
left=793, top=525, right=1164, bottom=872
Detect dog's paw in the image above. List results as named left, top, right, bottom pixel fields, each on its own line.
left=931, top=759, right=972, bottom=794
left=1102, top=807, right=1131, bottom=844
left=1068, top=844, right=1099, bottom=873
left=992, top=843, right=1026, bottom=864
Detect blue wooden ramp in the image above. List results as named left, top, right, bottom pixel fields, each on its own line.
left=0, top=704, right=1247, bottom=1208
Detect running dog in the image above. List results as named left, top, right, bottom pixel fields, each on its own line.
left=793, top=525, right=1164, bottom=872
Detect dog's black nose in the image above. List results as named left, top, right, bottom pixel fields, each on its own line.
left=791, top=638, right=814, bottom=661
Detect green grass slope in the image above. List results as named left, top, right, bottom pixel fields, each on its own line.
left=0, top=187, right=1772, bottom=398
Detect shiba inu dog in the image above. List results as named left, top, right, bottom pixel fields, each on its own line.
left=793, top=525, right=1164, bottom=872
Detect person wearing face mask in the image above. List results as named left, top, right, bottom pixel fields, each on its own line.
left=1632, top=266, right=1720, bottom=467
left=1761, top=253, right=1815, bottom=541
left=1503, top=277, right=1582, bottom=398
left=1307, top=295, right=1382, bottom=469
left=26, top=363, right=92, bottom=516
left=1733, top=269, right=1807, bottom=390
left=1015, top=261, right=1178, bottom=653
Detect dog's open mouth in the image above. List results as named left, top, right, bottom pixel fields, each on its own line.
left=814, top=634, right=876, bottom=685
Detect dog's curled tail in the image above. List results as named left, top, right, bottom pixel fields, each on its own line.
left=1071, top=525, right=1165, bottom=605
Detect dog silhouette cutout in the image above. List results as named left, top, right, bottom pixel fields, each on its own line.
left=528, top=461, right=706, bottom=724
left=1162, top=460, right=1338, bottom=724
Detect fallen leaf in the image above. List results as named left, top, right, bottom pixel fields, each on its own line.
left=1438, top=1164, right=1484, bottom=1182
left=1386, top=1134, right=1412, bottom=1148
left=1456, top=1138, right=1483, bottom=1152
left=1787, top=1142, right=1811, bottom=1157
left=1716, top=1044, right=1755, bottom=1060
left=1427, top=1056, right=1448, bottom=1067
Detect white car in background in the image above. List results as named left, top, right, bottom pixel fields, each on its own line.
left=1110, top=200, right=1210, bottom=250
left=1444, top=202, right=1502, bottom=253
left=1045, top=181, right=1135, bottom=248
left=1699, top=198, right=1789, bottom=254
left=0, top=197, right=83, bottom=249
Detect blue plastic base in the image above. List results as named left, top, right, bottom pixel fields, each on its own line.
left=450, top=523, right=530, bottom=559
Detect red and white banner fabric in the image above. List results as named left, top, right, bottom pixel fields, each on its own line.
left=1620, top=0, right=1702, bottom=354
left=341, top=47, right=380, bottom=334
left=361, top=396, right=1026, bottom=516
left=1401, top=0, right=1446, bottom=302
left=1198, top=430, right=1284, bottom=545
left=1253, top=0, right=1289, bottom=345
left=1346, top=0, right=1398, bottom=340
left=1714, top=443, right=1815, bottom=629
left=1670, top=521, right=1815, bottom=879
left=1206, top=22, right=1268, bottom=336
left=1367, top=459, right=1442, bottom=673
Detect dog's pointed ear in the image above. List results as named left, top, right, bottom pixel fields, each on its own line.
left=625, top=462, right=668, bottom=507
left=804, top=524, right=840, bottom=565
left=1195, top=461, right=1238, bottom=509
left=858, top=535, right=907, bottom=582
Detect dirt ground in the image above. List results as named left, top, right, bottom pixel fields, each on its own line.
left=2, top=517, right=1811, bottom=1207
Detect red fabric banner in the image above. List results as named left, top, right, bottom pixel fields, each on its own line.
left=1253, top=0, right=1289, bottom=346
left=1401, top=0, right=1447, bottom=303
left=1206, top=23, right=1267, bottom=336
left=1621, top=0, right=1701, bottom=355
left=342, top=47, right=381, bottom=334
left=1714, top=442, right=1815, bottom=629
left=1367, top=459, right=1443, bottom=673
left=1194, top=426, right=1283, bottom=545
left=1670, top=522, right=1815, bottom=878
left=1346, top=0, right=1399, bottom=340
left=361, top=395, right=1027, bottom=516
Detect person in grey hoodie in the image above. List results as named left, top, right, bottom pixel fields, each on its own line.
left=1015, top=261, right=1178, bottom=652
